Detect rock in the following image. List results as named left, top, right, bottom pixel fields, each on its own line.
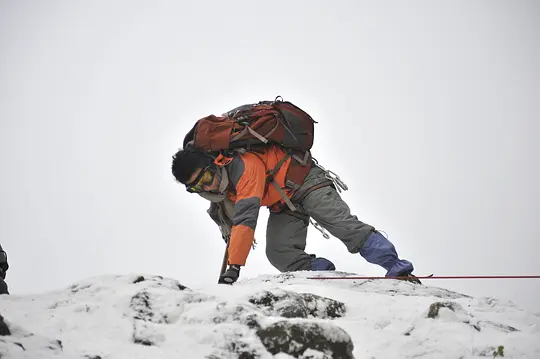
left=130, top=291, right=167, bottom=323
left=256, top=321, right=354, bottom=359
left=132, top=321, right=165, bottom=346
left=211, top=302, right=262, bottom=330
left=249, top=290, right=346, bottom=319
left=0, top=314, right=10, bottom=336
left=131, top=275, right=188, bottom=291
left=427, top=301, right=459, bottom=319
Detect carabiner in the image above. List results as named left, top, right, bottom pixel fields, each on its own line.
left=310, top=219, right=330, bottom=239
left=324, top=170, right=348, bottom=193
left=312, top=160, right=349, bottom=193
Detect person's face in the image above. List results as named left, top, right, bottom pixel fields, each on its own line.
left=186, top=166, right=220, bottom=193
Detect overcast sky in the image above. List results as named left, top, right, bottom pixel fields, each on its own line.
left=1, top=1, right=539, bottom=313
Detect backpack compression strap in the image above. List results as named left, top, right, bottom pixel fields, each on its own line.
left=264, top=152, right=297, bottom=212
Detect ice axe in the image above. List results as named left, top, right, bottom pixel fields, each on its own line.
left=218, top=239, right=229, bottom=283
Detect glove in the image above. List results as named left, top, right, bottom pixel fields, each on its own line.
left=218, top=264, right=241, bottom=285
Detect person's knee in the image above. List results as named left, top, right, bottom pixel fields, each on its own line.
left=266, top=249, right=312, bottom=272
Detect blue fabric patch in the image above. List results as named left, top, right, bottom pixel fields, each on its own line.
left=359, top=231, right=414, bottom=276
left=310, top=257, right=336, bottom=271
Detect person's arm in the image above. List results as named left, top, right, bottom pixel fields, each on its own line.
left=227, top=157, right=265, bottom=267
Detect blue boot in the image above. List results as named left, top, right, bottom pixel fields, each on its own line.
left=359, top=231, right=414, bottom=277
left=310, top=256, right=336, bottom=271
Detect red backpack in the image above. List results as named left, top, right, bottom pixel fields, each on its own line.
left=183, top=96, right=316, bottom=210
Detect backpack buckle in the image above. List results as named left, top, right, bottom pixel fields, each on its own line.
left=285, top=180, right=300, bottom=190
left=265, top=170, right=275, bottom=184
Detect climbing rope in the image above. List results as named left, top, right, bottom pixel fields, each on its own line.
left=308, top=275, right=540, bottom=280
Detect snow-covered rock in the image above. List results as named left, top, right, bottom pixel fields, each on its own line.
left=0, top=272, right=539, bottom=358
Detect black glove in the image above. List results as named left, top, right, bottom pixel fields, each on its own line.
left=218, top=264, right=241, bottom=285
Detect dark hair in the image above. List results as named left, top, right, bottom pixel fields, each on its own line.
left=171, top=148, right=212, bottom=184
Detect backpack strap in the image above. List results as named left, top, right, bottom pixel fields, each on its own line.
left=291, top=151, right=310, bottom=165
left=208, top=153, right=232, bottom=194
left=268, top=151, right=291, bottom=178
left=232, top=125, right=269, bottom=144
left=265, top=152, right=297, bottom=212
left=251, top=151, right=298, bottom=212
left=269, top=180, right=296, bottom=212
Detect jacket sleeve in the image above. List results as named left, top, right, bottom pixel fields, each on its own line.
left=227, top=156, right=266, bottom=266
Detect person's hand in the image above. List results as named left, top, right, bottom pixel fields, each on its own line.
left=218, top=265, right=241, bottom=284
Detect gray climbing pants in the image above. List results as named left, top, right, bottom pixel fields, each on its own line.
left=265, top=165, right=374, bottom=272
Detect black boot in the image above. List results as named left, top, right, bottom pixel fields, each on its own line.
left=396, top=272, right=422, bottom=285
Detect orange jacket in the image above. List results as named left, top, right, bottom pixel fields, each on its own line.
left=215, top=145, right=293, bottom=266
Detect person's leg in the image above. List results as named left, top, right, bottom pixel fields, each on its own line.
left=266, top=210, right=335, bottom=272
left=301, top=185, right=414, bottom=276
left=301, top=185, right=374, bottom=253
left=359, top=230, right=414, bottom=276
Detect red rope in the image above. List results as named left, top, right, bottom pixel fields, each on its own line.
left=308, top=275, right=540, bottom=280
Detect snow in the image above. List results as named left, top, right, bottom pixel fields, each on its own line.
left=0, top=271, right=539, bottom=359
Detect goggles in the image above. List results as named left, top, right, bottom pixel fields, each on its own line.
left=186, top=166, right=217, bottom=193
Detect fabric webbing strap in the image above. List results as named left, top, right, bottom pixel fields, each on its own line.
left=271, top=180, right=297, bottom=212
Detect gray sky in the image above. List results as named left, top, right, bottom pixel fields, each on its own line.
left=1, top=1, right=539, bottom=312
